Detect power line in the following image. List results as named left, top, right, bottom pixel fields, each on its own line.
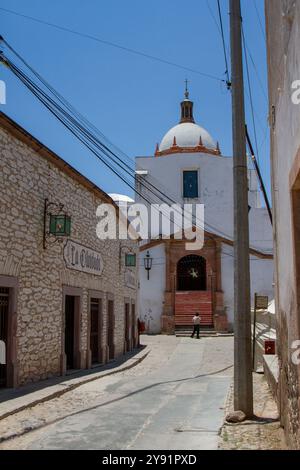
left=216, top=0, right=231, bottom=88
left=0, top=6, right=225, bottom=83
left=253, top=0, right=266, bottom=41
left=0, top=45, right=272, bottom=260
left=2, top=38, right=188, bottom=213
left=1, top=51, right=214, bottom=245
left=206, top=0, right=222, bottom=36
left=0, top=50, right=234, bottom=256
left=242, top=35, right=268, bottom=103
left=241, top=25, right=260, bottom=166
left=1, top=39, right=238, bottom=246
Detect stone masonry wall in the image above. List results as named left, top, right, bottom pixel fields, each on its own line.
left=265, top=0, right=300, bottom=448
left=0, top=123, right=138, bottom=386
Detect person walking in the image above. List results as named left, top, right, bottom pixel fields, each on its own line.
left=191, top=312, right=201, bottom=339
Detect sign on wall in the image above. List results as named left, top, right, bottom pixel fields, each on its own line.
left=255, top=295, right=269, bottom=310
left=125, top=269, right=136, bottom=289
left=63, top=240, right=104, bottom=276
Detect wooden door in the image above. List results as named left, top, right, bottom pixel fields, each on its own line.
left=131, top=304, right=136, bottom=348
left=90, top=298, right=101, bottom=364
left=107, top=300, right=115, bottom=360
left=125, top=303, right=130, bottom=351
left=65, top=295, right=75, bottom=369
left=0, top=287, right=9, bottom=387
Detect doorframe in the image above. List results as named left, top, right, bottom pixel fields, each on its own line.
left=0, top=275, right=18, bottom=388
left=61, top=286, right=83, bottom=375
left=106, top=293, right=115, bottom=361
left=124, top=297, right=131, bottom=353
left=131, top=300, right=137, bottom=348
left=87, top=290, right=104, bottom=368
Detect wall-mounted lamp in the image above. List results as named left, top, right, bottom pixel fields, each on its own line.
left=43, top=198, right=71, bottom=249
left=144, top=251, right=153, bottom=280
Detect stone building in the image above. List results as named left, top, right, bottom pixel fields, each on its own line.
left=0, top=112, right=138, bottom=388
left=265, top=0, right=300, bottom=448
left=136, top=89, right=274, bottom=334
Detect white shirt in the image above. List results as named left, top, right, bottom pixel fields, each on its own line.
left=193, top=316, right=201, bottom=325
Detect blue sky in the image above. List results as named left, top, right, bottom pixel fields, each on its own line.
left=0, top=0, right=270, bottom=199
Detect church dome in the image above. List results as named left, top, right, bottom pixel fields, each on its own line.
left=159, top=122, right=216, bottom=152
left=155, top=85, right=220, bottom=157
left=109, top=193, right=134, bottom=204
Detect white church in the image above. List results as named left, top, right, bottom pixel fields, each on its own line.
left=115, top=88, right=274, bottom=335
left=133, top=87, right=274, bottom=334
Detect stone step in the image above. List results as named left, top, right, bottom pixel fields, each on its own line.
left=175, top=330, right=232, bottom=338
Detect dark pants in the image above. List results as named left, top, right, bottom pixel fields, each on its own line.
left=191, top=325, right=200, bottom=338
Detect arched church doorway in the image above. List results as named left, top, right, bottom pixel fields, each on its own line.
left=175, top=255, right=213, bottom=329
left=177, top=255, right=207, bottom=292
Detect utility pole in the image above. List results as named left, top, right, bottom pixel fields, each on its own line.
left=229, top=0, right=253, bottom=417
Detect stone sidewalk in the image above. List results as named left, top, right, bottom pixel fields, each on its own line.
left=0, top=346, right=149, bottom=423
left=219, top=373, right=286, bottom=450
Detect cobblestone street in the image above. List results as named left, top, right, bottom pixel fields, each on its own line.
left=0, top=335, right=233, bottom=450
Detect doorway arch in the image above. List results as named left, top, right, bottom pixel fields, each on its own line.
left=177, top=255, right=207, bottom=291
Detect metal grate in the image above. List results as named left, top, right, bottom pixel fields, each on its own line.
left=177, top=255, right=207, bottom=291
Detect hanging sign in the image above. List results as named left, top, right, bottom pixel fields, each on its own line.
left=125, top=269, right=136, bottom=289
left=64, top=240, right=103, bottom=276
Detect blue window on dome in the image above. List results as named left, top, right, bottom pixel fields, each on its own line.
left=183, top=171, right=198, bottom=198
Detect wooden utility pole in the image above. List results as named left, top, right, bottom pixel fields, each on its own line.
left=229, top=0, right=253, bottom=417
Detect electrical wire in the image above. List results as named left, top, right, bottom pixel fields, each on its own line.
left=1, top=53, right=207, bottom=242
left=0, top=46, right=272, bottom=260
left=0, top=6, right=225, bottom=83
left=216, top=0, right=231, bottom=88
left=243, top=39, right=268, bottom=104
left=2, top=37, right=239, bottom=246
left=206, top=0, right=222, bottom=36
left=1, top=40, right=236, bottom=245
left=241, top=26, right=260, bottom=167
left=253, top=0, right=266, bottom=42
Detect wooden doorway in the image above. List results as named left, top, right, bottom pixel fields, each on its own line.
left=125, top=302, right=130, bottom=352
left=0, top=287, right=9, bottom=387
left=65, top=295, right=75, bottom=370
left=131, top=303, right=136, bottom=348
left=177, top=255, right=207, bottom=291
left=64, top=292, right=81, bottom=371
left=90, top=297, right=102, bottom=364
left=107, top=299, right=115, bottom=360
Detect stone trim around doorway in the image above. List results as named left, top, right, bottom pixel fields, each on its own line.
left=60, top=286, right=83, bottom=376
left=0, top=275, right=18, bottom=388
left=87, top=290, right=105, bottom=368
left=124, top=297, right=131, bottom=353
left=106, top=293, right=115, bottom=361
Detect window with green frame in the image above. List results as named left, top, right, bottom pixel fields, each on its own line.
left=125, top=253, right=136, bottom=267
left=183, top=170, right=198, bottom=198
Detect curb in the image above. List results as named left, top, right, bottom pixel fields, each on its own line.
left=0, top=347, right=150, bottom=425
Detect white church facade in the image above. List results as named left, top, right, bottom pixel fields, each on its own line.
left=135, top=89, right=273, bottom=334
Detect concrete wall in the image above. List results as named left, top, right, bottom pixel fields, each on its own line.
left=221, top=244, right=274, bottom=331
left=136, top=153, right=272, bottom=252
left=139, top=244, right=166, bottom=334
left=0, top=121, right=138, bottom=386
left=265, top=0, right=300, bottom=448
